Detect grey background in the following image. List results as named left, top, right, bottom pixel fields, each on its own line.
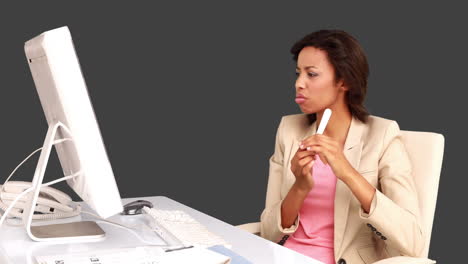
left=0, top=2, right=463, bottom=262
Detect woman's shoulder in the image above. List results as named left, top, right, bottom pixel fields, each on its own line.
left=280, top=113, right=310, bottom=127
left=365, top=115, right=398, bottom=129
left=361, top=115, right=403, bottom=151
left=281, top=114, right=311, bottom=130
left=279, top=114, right=311, bottom=138
left=365, top=115, right=401, bottom=134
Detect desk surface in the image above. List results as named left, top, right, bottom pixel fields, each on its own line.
left=0, top=196, right=322, bottom=264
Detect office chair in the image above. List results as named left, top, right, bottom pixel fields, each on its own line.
left=237, top=130, right=445, bottom=263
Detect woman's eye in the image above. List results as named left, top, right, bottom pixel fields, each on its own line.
left=295, top=71, right=317, bottom=77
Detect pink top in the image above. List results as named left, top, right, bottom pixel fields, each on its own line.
left=284, top=156, right=337, bottom=264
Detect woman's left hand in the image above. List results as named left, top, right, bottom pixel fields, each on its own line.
left=299, top=134, right=355, bottom=181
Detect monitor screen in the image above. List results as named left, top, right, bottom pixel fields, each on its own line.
left=24, top=26, right=123, bottom=219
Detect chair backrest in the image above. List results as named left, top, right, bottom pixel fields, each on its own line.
left=400, top=130, right=444, bottom=258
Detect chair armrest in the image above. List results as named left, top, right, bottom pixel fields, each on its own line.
left=236, top=222, right=261, bottom=236
left=373, top=256, right=436, bottom=264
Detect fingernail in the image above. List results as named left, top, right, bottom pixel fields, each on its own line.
left=300, top=144, right=304, bottom=149
left=306, top=147, right=311, bottom=151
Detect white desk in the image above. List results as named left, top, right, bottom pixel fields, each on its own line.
left=0, top=196, right=322, bottom=264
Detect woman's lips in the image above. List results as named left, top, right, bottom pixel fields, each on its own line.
left=295, top=97, right=306, bottom=104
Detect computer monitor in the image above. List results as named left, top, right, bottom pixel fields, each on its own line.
left=23, top=26, right=123, bottom=242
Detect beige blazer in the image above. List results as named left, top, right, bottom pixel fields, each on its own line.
left=260, top=114, right=425, bottom=264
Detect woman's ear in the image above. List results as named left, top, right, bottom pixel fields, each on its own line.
left=338, top=79, right=349, bottom=92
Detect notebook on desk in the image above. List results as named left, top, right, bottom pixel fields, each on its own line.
left=208, top=245, right=253, bottom=264
left=35, top=245, right=231, bottom=264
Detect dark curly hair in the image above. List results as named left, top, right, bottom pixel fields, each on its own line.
left=291, top=29, right=370, bottom=124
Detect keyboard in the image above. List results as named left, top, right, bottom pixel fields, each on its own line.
left=143, top=207, right=230, bottom=248
left=35, top=245, right=231, bottom=264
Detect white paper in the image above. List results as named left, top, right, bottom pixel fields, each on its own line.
left=35, top=246, right=230, bottom=264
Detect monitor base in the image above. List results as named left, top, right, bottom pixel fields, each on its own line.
left=30, top=221, right=105, bottom=242
left=23, top=121, right=106, bottom=242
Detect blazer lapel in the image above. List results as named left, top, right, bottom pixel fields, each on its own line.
left=334, top=116, right=365, bottom=259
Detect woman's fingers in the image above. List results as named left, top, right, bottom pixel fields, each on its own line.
left=308, top=146, right=329, bottom=165
left=296, top=147, right=317, bottom=159
left=296, top=152, right=316, bottom=160
left=301, top=135, right=339, bottom=154
left=299, top=137, right=335, bottom=164
left=303, top=158, right=315, bottom=177
left=290, top=146, right=317, bottom=191
left=298, top=155, right=315, bottom=167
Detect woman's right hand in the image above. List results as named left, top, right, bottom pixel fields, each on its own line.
left=290, top=144, right=316, bottom=192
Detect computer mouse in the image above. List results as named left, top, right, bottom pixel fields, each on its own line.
left=121, top=200, right=153, bottom=215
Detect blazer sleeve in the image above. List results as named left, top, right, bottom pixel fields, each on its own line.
left=260, top=117, right=300, bottom=242
left=359, top=121, right=425, bottom=257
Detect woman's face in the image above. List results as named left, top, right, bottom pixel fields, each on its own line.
left=295, top=46, right=347, bottom=114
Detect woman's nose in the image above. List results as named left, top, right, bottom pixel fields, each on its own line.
left=295, top=75, right=306, bottom=90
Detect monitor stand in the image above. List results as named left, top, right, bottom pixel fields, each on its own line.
left=23, top=121, right=105, bottom=242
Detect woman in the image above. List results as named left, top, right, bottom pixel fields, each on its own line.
left=260, top=30, right=425, bottom=264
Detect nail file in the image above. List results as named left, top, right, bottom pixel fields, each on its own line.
left=316, top=108, right=332, bottom=135
left=311, top=108, right=332, bottom=165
